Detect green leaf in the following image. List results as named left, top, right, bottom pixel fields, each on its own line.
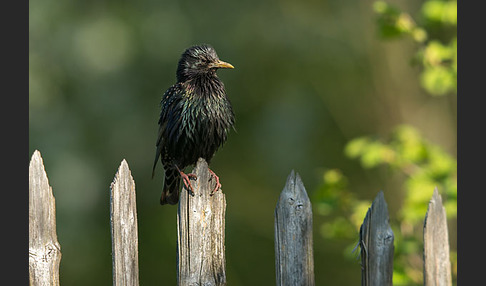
left=422, top=1, right=457, bottom=25
left=374, top=1, right=409, bottom=39
left=423, top=41, right=454, bottom=67
left=345, top=137, right=370, bottom=158
left=420, top=65, right=456, bottom=95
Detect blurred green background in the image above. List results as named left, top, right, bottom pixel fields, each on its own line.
left=29, top=0, right=456, bottom=285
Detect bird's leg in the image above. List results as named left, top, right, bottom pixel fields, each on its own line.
left=176, top=166, right=197, bottom=196
left=208, top=169, right=222, bottom=195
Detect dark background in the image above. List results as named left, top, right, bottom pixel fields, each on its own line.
left=29, top=0, right=456, bottom=285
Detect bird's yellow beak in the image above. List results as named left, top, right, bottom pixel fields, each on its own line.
left=213, top=60, right=234, bottom=69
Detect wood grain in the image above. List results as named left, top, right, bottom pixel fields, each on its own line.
left=274, top=170, right=315, bottom=286
left=29, top=150, right=62, bottom=286
left=177, top=158, right=226, bottom=286
left=110, top=159, right=139, bottom=286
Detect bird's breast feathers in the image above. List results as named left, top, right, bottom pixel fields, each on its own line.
left=160, top=82, right=234, bottom=148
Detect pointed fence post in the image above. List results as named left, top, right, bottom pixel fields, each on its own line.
left=110, top=159, right=140, bottom=286
left=274, top=170, right=315, bottom=286
left=359, top=191, right=394, bottom=286
left=177, top=158, right=227, bottom=286
left=29, top=150, right=62, bottom=286
left=423, top=187, right=452, bottom=286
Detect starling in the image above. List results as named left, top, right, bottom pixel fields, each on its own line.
left=152, top=44, right=235, bottom=205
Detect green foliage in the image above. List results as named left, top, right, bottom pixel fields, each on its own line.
left=313, top=169, right=371, bottom=240
left=315, top=125, right=457, bottom=285
left=420, top=38, right=457, bottom=95
left=346, top=125, right=457, bottom=224
left=422, top=0, right=457, bottom=25
left=374, top=0, right=457, bottom=96
left=374, top=1, right=427, bottom=42
left=314, top=1, right=457, bottom=285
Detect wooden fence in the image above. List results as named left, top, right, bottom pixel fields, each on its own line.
left=29, top=150, right=453, bottom=285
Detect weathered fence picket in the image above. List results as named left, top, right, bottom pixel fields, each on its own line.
left=110, top=159, right=140, bottom=286
left=28, top=150, right=454, bottom=285
left=359, top=191, right=395, bottom=286
left=177, top=158, right=227, bottom=286
left=29, top=150, right=62, bottom=286
left=423, top=187, right=452, bottom=286
left=274, top=170, right=315, bottom=286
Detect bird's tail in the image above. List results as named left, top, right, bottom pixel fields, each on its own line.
left=160, top=167, right=181, bottom=205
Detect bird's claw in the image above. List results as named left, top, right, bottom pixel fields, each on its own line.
left=180, top=171, right=197, bottom=196
left=208, top=169, right=222, bottom=196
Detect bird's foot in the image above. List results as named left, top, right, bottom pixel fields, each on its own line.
left=177, top=168, right=197, bottom=196
left=208, top=169, right=222, bottom=195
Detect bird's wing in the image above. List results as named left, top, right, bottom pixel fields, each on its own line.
left=152, top=121, right=166, bottom=178
left=152, top=84, right=183, bottom=178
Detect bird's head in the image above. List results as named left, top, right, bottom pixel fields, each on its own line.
left=176, top=44, right=234, bottom=82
